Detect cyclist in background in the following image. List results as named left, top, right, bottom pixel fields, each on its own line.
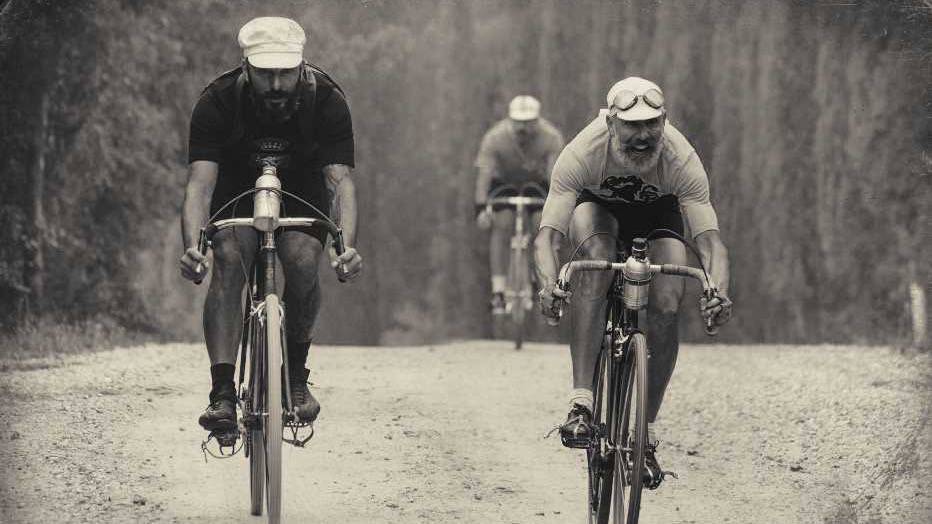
left=535, top=77, right=733, bottom=478
left=178, top=17, right=363, bottom=432
left=475, top=95, right=565, bottom=314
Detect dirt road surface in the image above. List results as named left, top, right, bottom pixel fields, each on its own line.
left=1, top=342, right=929, bottom=523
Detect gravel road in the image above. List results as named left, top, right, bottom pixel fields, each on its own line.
left=0, top=341, right=929, bottom=523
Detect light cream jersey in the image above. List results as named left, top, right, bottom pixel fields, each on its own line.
left=474, top=118, right=565, bottom=185
left=539, top=110, right=719, bottom=238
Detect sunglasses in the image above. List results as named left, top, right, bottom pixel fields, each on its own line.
left=611, top=88, right=665, bottom=112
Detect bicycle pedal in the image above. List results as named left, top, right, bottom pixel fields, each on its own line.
left=559, top=435, right=591, bottom=449
left=212, top=428, right=240, bottom=448
left=642, top=468, right=676, bottom=490
left=200, top=428, right=244, bottom=462
left=283, top=422, right=314, bottom=448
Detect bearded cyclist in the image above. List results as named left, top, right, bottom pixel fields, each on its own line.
left=475, top=95, right=565, bottom=314
left=534, top=77, right=733, bottom=481
left=178, top=17, right=363, bottom=432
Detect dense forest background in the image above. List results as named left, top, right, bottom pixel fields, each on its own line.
left=0, top=0, right=928, bottom=347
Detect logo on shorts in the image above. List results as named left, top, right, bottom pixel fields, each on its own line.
left=600, top=175, right=662, bottom=204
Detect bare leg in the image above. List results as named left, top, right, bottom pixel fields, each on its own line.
left=204, top=227, right=257, bottom=365
left=277, top=231, right=325, bottom=368
left=567, top=202, right=620, bottom=390
left=645, top=237, right=687, bottom=423
left=490, top=208, right=516, bottom=294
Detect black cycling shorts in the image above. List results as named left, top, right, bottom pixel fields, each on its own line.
left=576, top=189, right=684, bottom=245
left=210, top=166, right=331, bottom=245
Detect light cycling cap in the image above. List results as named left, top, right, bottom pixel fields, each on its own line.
left=508, top=95, right=541, bottom=121
left=606, top=76, right=665, bottom=121
left=238, top=17, right=306, bottom=69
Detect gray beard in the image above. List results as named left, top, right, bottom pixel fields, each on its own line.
left=610, top=137, right=663, bottom=177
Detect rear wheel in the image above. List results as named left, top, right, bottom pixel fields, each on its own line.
left=612, top=332, right=648, bottom=523
left=588, top=335, right=614, bottom=524
left=264, top=295, right=284, bottom=524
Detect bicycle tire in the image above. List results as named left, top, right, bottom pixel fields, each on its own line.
left=588, top=335, right=614, bottom=524
left=612, top=332, right=648, bottom=523
left=248, top=313, right=265, bottom=516
left=264, top=294, right=284, bottom=524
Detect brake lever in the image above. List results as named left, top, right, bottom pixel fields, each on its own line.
left=333, top=230, right=348, bottom=284
left=546, top=281, right=568, bottom=327
left=194, top=230, right=209, bottom=286
left=702, top=288, right=719, bottom=336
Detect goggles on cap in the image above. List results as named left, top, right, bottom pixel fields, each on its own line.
left=611, top=88, right=665, bottom=112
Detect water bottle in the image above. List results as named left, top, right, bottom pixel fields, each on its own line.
left=622, top=238, right=651, bottom=309
left=253, top=167, right=281, bottom=232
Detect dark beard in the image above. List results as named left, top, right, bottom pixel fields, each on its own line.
left=254, top=92, right=301, bottom=125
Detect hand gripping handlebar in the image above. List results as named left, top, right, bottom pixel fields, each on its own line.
left=547, top=260, right=721, bottom=336
left=193, top=217, right=347, bottom=285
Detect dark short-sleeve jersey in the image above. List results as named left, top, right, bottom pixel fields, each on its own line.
left=188, top=66, right=354, bottom=218
left=189, top=67, right=354, bottom=167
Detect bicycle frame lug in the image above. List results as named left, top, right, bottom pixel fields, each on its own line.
left=612, top=329, right=629, bottom=358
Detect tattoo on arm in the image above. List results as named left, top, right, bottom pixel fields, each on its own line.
left=323, top=165, right=347, bottom=222
left=321, top=164, right=357, bottom=247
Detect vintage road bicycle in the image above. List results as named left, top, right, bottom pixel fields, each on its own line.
left=194, top=153, right=346, bottom=524
left=484, top=182, right=547, bottom=349
left=550, top=232, right=719, bottom=524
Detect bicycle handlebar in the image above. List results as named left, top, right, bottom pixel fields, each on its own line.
left=193, top=217, right=346, bottom=285
left=548, top=259, right=720, bottom=336
left=485, top=196, right=547, bottom=209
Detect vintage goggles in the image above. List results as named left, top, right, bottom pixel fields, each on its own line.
left=611, top=88, right=665, bottom=113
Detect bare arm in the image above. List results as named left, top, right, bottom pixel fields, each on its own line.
left=534, top=226, right=564, bottom=292
left=323, top=163, right=358, bottom=248
left=475, top=165, right=496, bottom=206
left=543, top=151, right=560, bottom=184
left=181, top=160, right=218, bottom=250
left=694, top=229, right=730, bottom=296
left=179, top=160, right=218, bottom=281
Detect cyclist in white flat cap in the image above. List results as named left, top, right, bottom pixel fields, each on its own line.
left=475, top=95, right=565, bottom=314
left=180, top=16, right=363, bottom=432
left=535, top=76, right=733, bottom=483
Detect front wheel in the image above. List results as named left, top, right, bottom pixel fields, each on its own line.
left=612, top=332, right=648, bottom=523
left=264, top=294, right=284, bottom=524
left=247, top=308, right=265, bottom=516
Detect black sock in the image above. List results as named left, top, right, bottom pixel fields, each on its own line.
left=287, top=338, right=311, bottom=373
left=209, top=363, right=235, bottom=392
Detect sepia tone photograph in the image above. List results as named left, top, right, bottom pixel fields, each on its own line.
left=0, top=0, right=929, bottom=522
